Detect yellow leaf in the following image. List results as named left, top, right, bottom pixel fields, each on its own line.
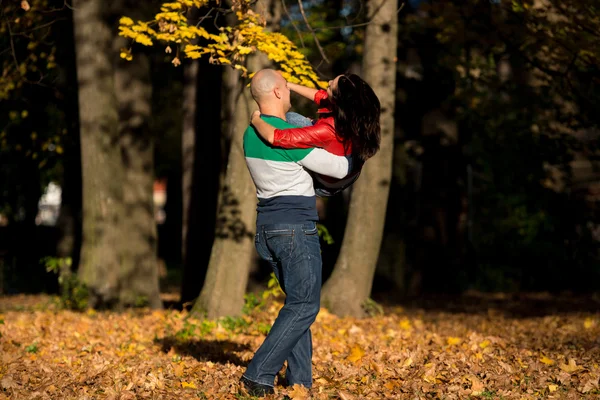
left=399, top=319, right=412, bottom=331
left=548, top=384, right=558, bottom=392
left=584, top=318, right=596, bottom=329
left=479, top=340, right=490, bottom=349
left=559, top=359, right=581, bottom=374
left=346, top=345, right=365, bottom=363
left=402, top=357, right=413, bottom=367
left=540, top=355, right=555, bottom=365
left=119, top=16, right=134, bottom=26
left=181, top=381, right=196, bottom=389
left=447, top=337, right=461, bottom=345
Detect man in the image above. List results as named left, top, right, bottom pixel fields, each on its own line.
left=241, top=69, right=349, bottom=396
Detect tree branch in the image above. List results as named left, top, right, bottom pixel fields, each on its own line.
left=296, top=0, right=330, bottom=64
left=312, top=2, right=405, bottom=33
left=281, top=0, right=305, bottom=48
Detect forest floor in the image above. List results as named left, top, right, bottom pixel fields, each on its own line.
left=0, top=291, right=599, bottom=399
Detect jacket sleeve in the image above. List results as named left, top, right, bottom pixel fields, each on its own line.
left=314, top=89, right=329, bottom=106
left=273, top=122, right=334, bottom=149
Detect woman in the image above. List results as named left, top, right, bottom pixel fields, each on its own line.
left=250, top=73, right=381, bottom=196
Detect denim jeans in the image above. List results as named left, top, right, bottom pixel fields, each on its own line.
left=286, top=111, right=313, bottom=127
left=243, top=222, right=322, bottom=388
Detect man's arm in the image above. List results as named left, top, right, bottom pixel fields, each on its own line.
left=298, top=148, right=349, bottom=179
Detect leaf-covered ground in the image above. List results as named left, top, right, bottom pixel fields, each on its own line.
left=1, top=292, right=599, bottom=399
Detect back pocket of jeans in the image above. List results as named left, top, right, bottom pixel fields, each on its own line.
left=265, top=229, right=294, bottom=259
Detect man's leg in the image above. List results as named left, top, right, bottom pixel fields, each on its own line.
left=243, top=222, right=322, bottom=388
left=284, top=328, right=313, bottom=387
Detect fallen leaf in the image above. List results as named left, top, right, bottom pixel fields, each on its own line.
left=583, top=318, right=596, bottom=329
left=559, top=359, right=582, bottom=374
left=181, top=381, right=197, bottom=389
left=580, top=378, right=599, bottom=394
left=468, top=375, right=485, bottom=395
left=21, top=1, right=30, bottom=11
left=540, top=355, right=555, bottom=365
left=548, top=384, right=558, bottom=392
left=287, top=384, right=310, bottom=399
left=338, top=391, right=357, bottom=400
left=447, top=337, right=462, bottom=345
left=0, top=376, right=19, bottom=389
left=399, top=319, right=412, bottom=330
left=346, top=345, right=365, bottom=363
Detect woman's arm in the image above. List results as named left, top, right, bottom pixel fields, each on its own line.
left=250, top=111, right=276, bottom=143
left=251, top=111, right=334, bottom=149
left=288, top=82, right=318, bottom=101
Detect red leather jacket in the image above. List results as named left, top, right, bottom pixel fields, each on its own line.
left=273, top=90, right=350, bottom=156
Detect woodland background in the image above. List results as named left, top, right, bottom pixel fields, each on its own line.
left=1, top=0, right=599, bottom=320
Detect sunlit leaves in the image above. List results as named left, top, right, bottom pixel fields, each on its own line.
left=118, top=0, right=326, bottom=88
left=1, top=293, right=600, bottom=398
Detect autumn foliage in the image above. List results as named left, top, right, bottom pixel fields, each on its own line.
left=118, top=0, right=328, bottom=88
left=1, top=293, right=599, bottom=399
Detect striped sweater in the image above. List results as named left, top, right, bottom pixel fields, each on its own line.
left=243, top=115, right=349, bottom=225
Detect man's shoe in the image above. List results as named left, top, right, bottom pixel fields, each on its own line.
left=240, top=376, right=275, bottom=397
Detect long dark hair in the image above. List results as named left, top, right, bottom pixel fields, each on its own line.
left=330, top=73, right=381, bottom=162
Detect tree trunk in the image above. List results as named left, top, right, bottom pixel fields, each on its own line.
left=180, top=57, right=200, bottom=304
left=190, top=0, right=280, bottom=319
left=321, top=0, right=398, bottom=317
left=73, top=0, right=124, bottom=308
left=114, top=39, right=162, bottom=308
left=191, top=63, right=262, bottom=319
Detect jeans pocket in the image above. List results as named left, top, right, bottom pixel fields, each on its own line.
left=265, top=228, right=294, bottom=260
left=302, top=224, right=318, bottom=236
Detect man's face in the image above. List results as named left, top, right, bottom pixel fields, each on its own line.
left=277, top=76, right=292, bottom=112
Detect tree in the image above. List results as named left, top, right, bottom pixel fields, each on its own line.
left=73, top=0, right=125, bottom=307
left=74, top=0, right=161, bottom=308
left=321, top=0, right=399, bottom=317
left=114, top=36, right=162, bottom=308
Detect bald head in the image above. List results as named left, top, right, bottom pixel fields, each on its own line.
left=250, top=69, right=284, bottom=103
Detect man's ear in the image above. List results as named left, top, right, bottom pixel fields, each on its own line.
left=273, top=87, right=282, bottom=100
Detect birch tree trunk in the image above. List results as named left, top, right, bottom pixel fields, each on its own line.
left=321, top=0, right=398, bottom=317
left=73, top=0, right=124, bottom=307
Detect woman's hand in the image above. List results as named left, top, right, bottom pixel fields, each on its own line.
left=250, top=110, right=261, bottom=124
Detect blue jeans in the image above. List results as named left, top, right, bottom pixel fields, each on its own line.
left=243, top=222, right=322, bottom=388
left=286, top=112, right=313, bottom=127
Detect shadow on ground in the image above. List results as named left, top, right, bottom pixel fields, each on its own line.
left=378, top=291, right=600, bottom=318
left=156, top=336, right=250, bottom=366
